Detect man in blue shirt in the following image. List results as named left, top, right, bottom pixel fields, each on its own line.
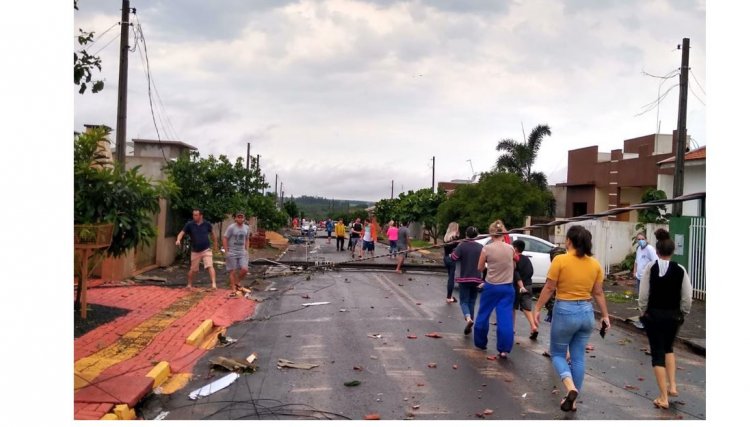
left=176, top=209, right=217, bottom=289
left=325, top=218, right=334, bottom=244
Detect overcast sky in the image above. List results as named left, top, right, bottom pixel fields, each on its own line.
left=73, top=0, right=706, bottom=202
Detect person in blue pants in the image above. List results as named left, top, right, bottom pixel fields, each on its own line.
left=532, top=225, right=611, bottom=413
left=475, top=219, right=518, bottom=358
left=450, top=226, right=483, bottom=334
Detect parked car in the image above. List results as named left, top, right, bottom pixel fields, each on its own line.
left=301, top=221, right=317, bottom=234
left=476, top=233, right=559, bottom=288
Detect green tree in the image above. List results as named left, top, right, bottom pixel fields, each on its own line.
left=74, top=128, right=167, bottom=257
left=164, top=151, right=281, bottom=237
left=398, top=189, right=447, bottom=244
left=74, top=1, right=104, bottom=94
left=373, top=198, right=401, bottom=228
left=283, top=200, right=299, bottom=220
left=437, top=172, right=549, bottom=235
left=495, top=124, right=552, bottom=189
left=632, top=187, right=670, bottom=246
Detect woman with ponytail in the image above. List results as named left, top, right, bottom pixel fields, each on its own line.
left=638, top=229, right=692, bottom=410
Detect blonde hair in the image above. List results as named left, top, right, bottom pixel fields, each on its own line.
left=488, top=219, right=506, bottom=237
left=443, top=222, right=460, bottom=242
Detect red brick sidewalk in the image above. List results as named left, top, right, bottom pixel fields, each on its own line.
left=73, top=284, right=256, bottom=420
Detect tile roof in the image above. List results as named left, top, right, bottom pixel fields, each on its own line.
left=658, top=146, right=706, bottom=164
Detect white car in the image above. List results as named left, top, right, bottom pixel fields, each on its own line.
left=476, top=233, right=558, bottom=286
left=301, top=221, right=317, bottom=233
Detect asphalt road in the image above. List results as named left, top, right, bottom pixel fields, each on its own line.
left=141, top=239, right=706, bottom=420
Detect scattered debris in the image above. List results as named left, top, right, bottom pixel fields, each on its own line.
left=483, top=409, right=494, bottom=416
left=277, top=359, right=319, bottom=370
left=268, top=288, right=278, bottom=291
left=301, top=294, right=311, bottom=299
left=427, top=362, right=437, bottom=368
left=285, top=335, right=292, bottom=338
left=552, top=389, right=560, bottom=395
left=339, top=309, right=348, bottom=312
left=209, top=356, right=257, bottom=373
left=542, top=351, right=551, bottom=358
left=416, top=302, right=422, bottom=305
left=217, top=334, right=238, bottom=348
left=301, top=302, right=330, bottom=307
left=364, top=414, right=381, bottom=420
left=425, top=333, right=442, bottom=338
left=134, top=275, right=168, bottom=283
left=585, top=344, right=595, bottom=351
left=412, top=405, right=420, bottom=410
left=344, top=380, right=362, bottom=387
left=638, top=377, right=644, bottom=381
left=522, top=393, right=527, bottom=398
left=452, top=365, right=458, bottom=370
left=407, top=335, right=418, bottom=339
left=417, top=383, right=425, bottom=387
left=624, top=385, right=640, bottom=391
left=246, top=353, right=257, bottom=365
left=504, top=378, right=513, bottom=383
left=353, top=366, right=364, bottom=371
left=486, top=356, right=497, bottom=361
left=189, top=373, right=240, bottom=400
left=153, top=411, right=170, bottom=420
left=368, top=333, right=383, bottom=339
left=408, top=278, right=413, bottom=281
left=370, top=356, right=378, bottom=360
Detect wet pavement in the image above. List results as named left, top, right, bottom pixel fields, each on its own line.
left=140, top=238, right=706, bottom=420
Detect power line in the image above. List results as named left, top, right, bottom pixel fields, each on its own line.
left=634, top=83, right=679, bottom=117
left=690, top=69, right=706, bottom=95
left=688, top=82, right=706, bottom=106
left=91, top=32, right=120, bottom=56
left=78, top=22, right=119, bottom=48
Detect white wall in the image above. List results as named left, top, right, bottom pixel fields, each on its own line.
left=554, top=219, right=668, bottom=273
left=658, top=161, right=705, bottom=216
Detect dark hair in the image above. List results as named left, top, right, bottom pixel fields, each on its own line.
left=512, top=240, right=525, bottom=252
left=654, top=228, right=675, bottom=256
left=566, top=225, right=593, bottom=257
left=466, top=226, right=478, bottom=239
left=549, top=246, right=566, bottom=261
left=401, top=220, right=409, bottom=227
left=192, top=208, right=203, bottom=215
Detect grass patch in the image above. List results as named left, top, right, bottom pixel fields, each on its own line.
left=605, top=291, right=636, bottom=304
left=410, top=240, right=436, bottom=249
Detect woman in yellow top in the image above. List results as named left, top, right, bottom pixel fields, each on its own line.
left=533, top=225, right=611, bottom=413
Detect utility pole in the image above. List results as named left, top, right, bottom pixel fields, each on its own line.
left=256, top=154, right=260, bottom=172
left=246, top=142, right=250, bottom=170
left=275, top=174, right=278, bottom=198
left=115, top=0, right=131, bottom=166
left=673, top=37, right=690, bottom=217
left=431, top=156, right=435, bottom=192
left=391, top=180, right=394, bottom=200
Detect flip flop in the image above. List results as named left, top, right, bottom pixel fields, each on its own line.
left=464, top=319, right=474, bottom=335
left=561, top=390, right=578, bottom=412
left=529, top=331, right=539, bottom=340
left=653, top=399, right=669, bottom=410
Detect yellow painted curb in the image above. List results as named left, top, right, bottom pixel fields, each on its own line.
left=186, top=319, right=214, bottom=346
left=113, top=404, right=136, bottom=420
left=100, top=413, right=118, bottom=420
left=157, top=373, right=193, bottom=395
left=199, top=327, right=227, bottom=350
left=146, top=361, right=171, bottom=389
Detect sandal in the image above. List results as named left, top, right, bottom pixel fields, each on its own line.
left=561, top=390, right=578, bottom=412
left=529, top=330, right=539, bottom=340
left=653, top=399, right=669, bottom=410
left=228, top=291, right=239, bottom=298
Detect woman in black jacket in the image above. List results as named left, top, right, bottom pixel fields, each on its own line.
left=638, top=229, right=693, bottom=410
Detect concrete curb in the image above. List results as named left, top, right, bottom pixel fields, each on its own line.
left=186, top=319, right=214, bottom=346
left=593, top=309, right=705, bottom=356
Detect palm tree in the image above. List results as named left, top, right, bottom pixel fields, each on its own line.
left=495, top=124, right=551, bottom=189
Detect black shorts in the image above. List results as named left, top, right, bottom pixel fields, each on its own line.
left=514, top=291, right=533, bottom=311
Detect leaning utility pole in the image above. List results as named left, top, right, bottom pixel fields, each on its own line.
left=431, top=156, right=435, bottom=192
left=246, top=142, right=250, bottom=170
left=673, top=37, right=690, bottom=217
left=114, top=0, right=131, bottom=166
left=391, top=180, right=394, bottom=200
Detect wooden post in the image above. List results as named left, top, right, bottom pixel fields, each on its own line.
left=80, top=248, right=91, bottom=320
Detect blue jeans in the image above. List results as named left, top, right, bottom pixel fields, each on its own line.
left=474, top=282, right=515, bottom=353
left=550, top=300, right=595, bottom=393
left=389, top=240, right=397, bottom=255
left=444, top=255, right=456, bottom=298
left=458, top=282, right=479, bottom=320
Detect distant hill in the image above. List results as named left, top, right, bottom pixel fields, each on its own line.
left=288, top=195, right=372, bottom=220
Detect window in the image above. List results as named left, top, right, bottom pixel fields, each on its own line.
left=572, top=202, right=588, bottom=217
left=519, top=237, right=552, bottom=254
